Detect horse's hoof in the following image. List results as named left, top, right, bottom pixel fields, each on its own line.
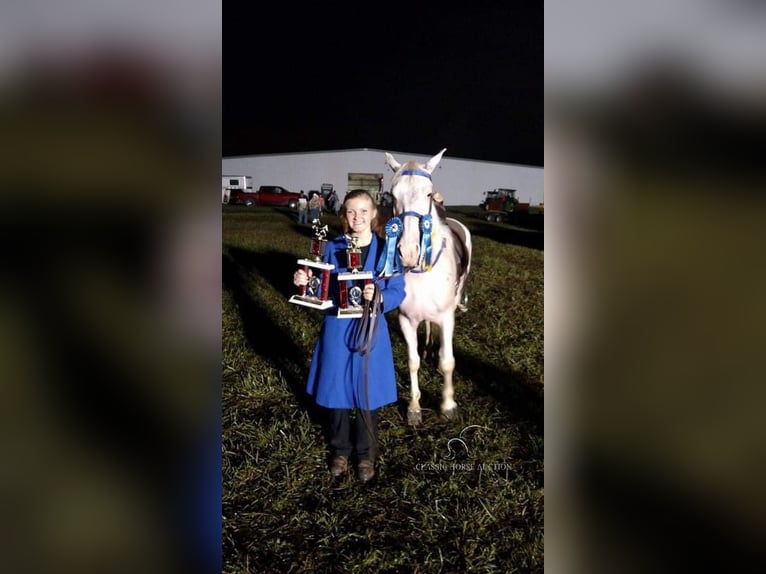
left=442, top=407, right=458, bottom=420
left=407, top=409, right=422, bottom=426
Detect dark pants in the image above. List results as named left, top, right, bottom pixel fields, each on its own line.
left=327, top=408, right=378, bottom=461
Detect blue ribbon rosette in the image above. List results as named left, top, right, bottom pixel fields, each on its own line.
left=419, top=214, right=433, bottom=270
left=376, top=217, right=403, bottom=276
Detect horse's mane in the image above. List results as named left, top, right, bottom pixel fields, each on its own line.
left=446, top=218, right=470, bottom=285
left=432, top=192, right=448, bottom=221
left=430, top=188, right=469, bottom=286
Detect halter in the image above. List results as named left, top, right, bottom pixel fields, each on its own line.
left=399, top=169, right=432, bottom=180
left=375, top=168, right=445, bottom=275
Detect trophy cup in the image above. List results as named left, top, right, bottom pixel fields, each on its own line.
left=289, top=220, right=335, bottom=310
left=336, top=234, right=374, bottom=318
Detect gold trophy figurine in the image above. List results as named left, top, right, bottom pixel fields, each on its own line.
left=336, top=234, right=374, bottom=318
left=289, top=220, right=335, bottom=310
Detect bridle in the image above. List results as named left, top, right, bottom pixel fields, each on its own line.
left=376, top=168, right=446, bottom=275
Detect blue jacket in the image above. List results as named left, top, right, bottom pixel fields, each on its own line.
left=306, top=234, right=406, bottom=410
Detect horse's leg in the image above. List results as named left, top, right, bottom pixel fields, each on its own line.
left=399, top=314, right=422, bottom=425
left=438, top=312, right=457, bottom=418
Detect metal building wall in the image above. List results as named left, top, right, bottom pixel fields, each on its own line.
left=222, top=149, right=543, bottom=206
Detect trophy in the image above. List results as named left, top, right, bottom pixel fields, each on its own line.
left=336, top=234, right=374, bottom=318
left=289, top=220, right=335, bottom=310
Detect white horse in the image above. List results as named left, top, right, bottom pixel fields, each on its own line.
left=384, top=149, right=472, bottom=425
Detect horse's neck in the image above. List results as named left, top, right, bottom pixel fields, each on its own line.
left=431, top=216, right=451, bottom=249
left=422, top=217, right=454, bottom=275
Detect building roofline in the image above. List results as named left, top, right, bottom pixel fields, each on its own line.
left=223, top=148, right=543, bottom=169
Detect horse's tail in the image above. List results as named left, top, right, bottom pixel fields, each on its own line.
left=424, top=321, right=441, bottom=364
left=445, top=218, right=472, bottom=312
left=424, top=321, right=432, bottom=362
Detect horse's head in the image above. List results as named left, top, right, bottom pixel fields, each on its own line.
left=385, top=148, right=446, bottom=268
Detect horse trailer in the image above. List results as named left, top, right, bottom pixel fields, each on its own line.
left=222, top=175, right=253, bottom=204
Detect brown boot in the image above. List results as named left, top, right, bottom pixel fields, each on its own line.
left=329, top=455, right=349, bottom=477
left=357, top=459, right=375, bottom=483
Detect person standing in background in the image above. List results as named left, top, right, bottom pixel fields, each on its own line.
left=297, top=190, right=308, bottom=224
left=329, top=190, right=340, bottom=214
left=308, top=191, right=321, bottom=222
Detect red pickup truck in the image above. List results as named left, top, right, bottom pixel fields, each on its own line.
left=229, top=185, right=301, bottom=209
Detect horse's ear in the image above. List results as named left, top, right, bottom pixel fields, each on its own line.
left=424, top=148, right=447, bottom=173
left=385, top=152, right=401, bottom=171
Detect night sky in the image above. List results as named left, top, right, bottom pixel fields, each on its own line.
left=223, top=3, right=542, bottom=166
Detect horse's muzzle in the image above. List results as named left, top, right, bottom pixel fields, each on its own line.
left=399, top=243, right=420, bottom=268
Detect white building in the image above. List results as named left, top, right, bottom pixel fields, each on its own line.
left=222, top=148, right=543, bottom=207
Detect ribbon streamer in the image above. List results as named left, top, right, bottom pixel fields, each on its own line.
left=419, top=214, right=433, bottom=271
left=376, top=217, right=403, bottom=276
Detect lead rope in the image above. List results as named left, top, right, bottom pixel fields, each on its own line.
left=349, top=281, right=383, bottom=463
left=349, top=281, right=382, bottom=357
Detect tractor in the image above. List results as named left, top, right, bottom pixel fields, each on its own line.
left=478, top=188, right=518, bottom=222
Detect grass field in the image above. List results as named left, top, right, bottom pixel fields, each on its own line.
left=222, top=205, right=544, bottom=573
